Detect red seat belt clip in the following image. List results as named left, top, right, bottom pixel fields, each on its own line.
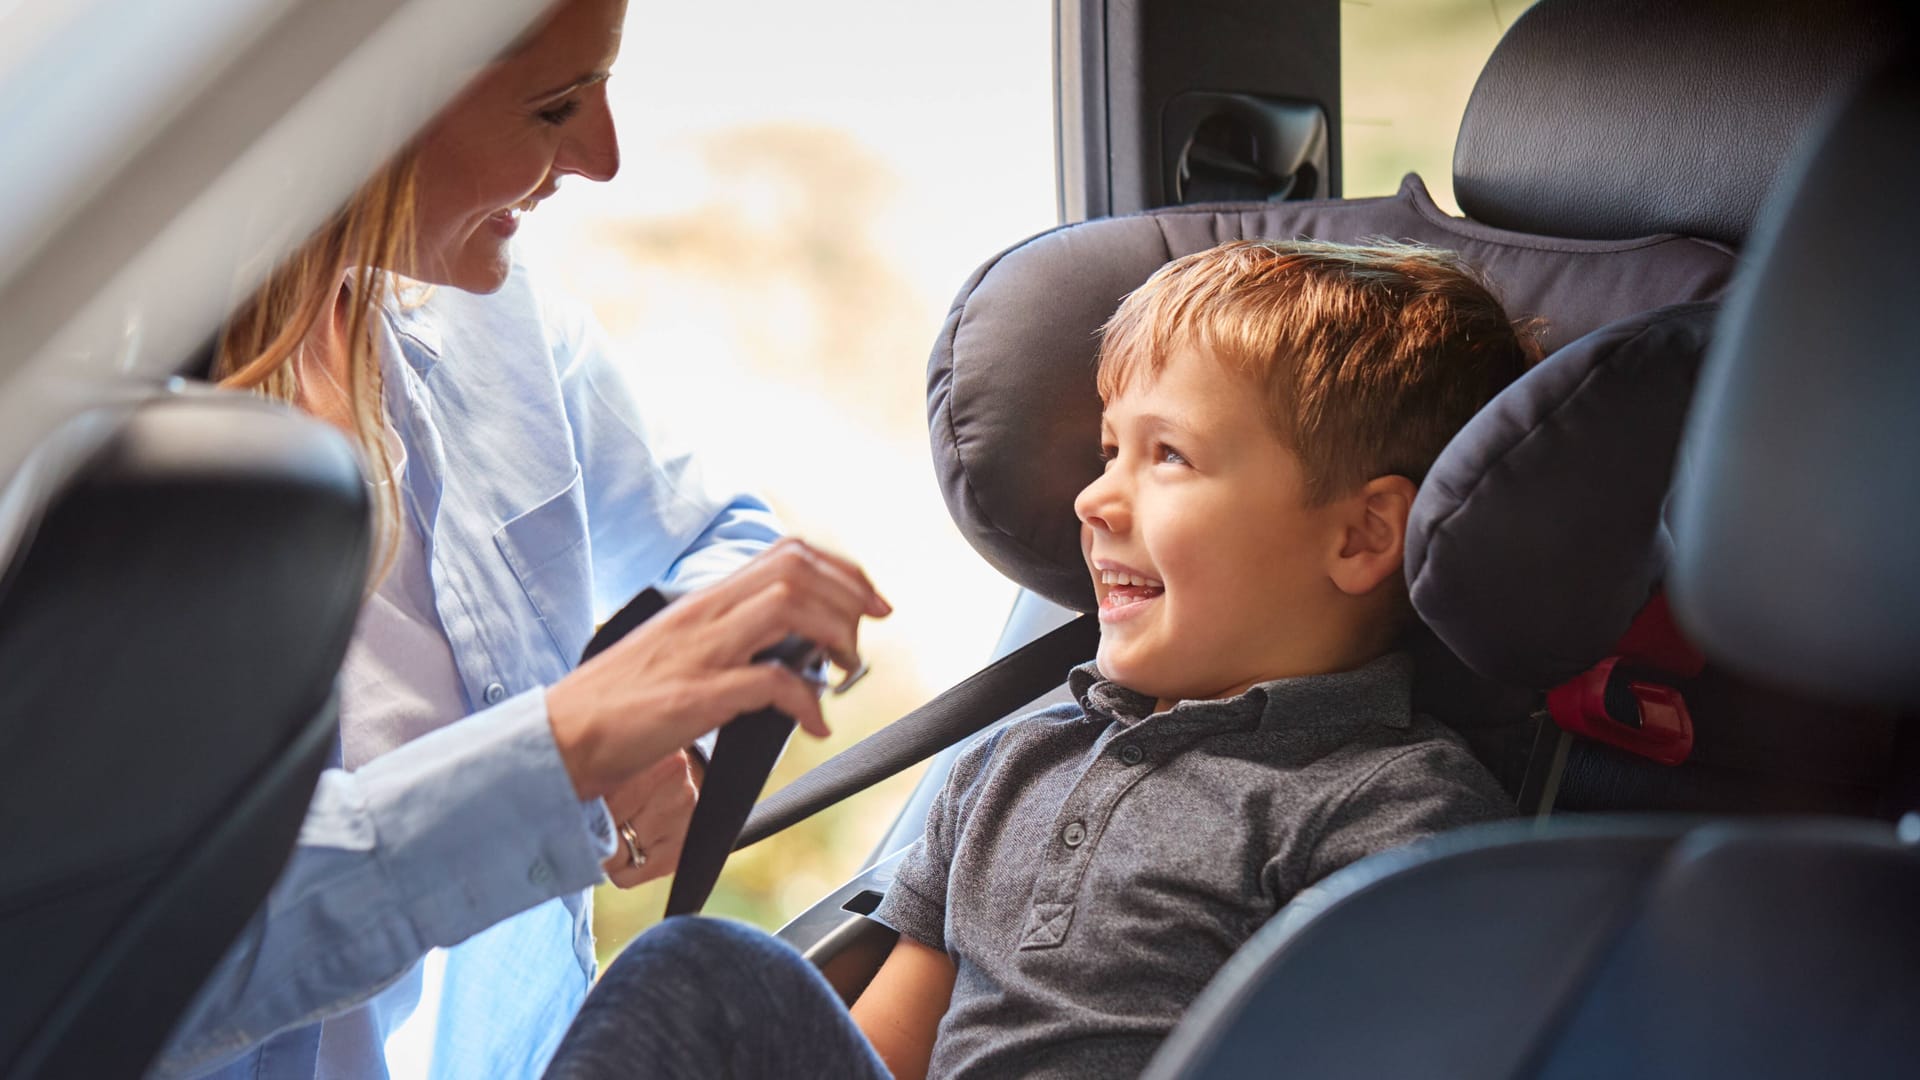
left=1545, top=591, right=1702, bottom=766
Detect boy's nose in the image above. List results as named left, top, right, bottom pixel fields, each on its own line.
left=1074, top=471, right=1128, bottom=534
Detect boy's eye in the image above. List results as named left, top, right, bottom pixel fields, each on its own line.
left=1096, top=444, right=1117, bottom=469
left=1156, top=443, right=1190, bottom=467
left=536, top=99, right=582, bottom=127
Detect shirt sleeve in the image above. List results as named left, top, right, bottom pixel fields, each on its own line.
left=1303, top=738, right=1513, bottom=888
left=869, top=731, right=1004, bottom=954
left=538, top=285, right=781, bottom=619
left=150, top=688, right=608, bottom=1079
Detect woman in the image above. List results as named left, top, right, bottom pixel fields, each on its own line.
left=151, top=1, right=887, bottom=1076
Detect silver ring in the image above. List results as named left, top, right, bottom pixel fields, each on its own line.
left=619, top=820, right=648, bottom=869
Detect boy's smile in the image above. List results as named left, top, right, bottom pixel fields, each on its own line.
left=1076, top=345, right=1361, bottom=710
left=1093, top=562, right=1164, bottom=621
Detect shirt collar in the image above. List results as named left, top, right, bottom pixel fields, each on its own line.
left=1067, top=651, right=1414, bottom=734
left=382, top=287, right=443, bottom=376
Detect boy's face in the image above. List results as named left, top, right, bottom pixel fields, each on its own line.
left=1075, top=346, right=1354, bottom=706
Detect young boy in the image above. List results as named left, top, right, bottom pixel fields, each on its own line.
left=545, top=239, right=1537, bottom=1080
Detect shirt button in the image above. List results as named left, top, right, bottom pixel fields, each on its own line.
left=484, top=682, right=507, bottom=704
left=1062, top=821, right=1087, bottom=848
left=1119, top=743, right=1144, bottom=766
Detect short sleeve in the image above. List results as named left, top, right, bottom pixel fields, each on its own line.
left=869, top=730, right=1005, bottom=953
left=1305, top=739, right=1512, bottom=886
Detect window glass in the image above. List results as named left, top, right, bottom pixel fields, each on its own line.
left=518, top=0, right=1055, bottom=962
left=1341, top=0, right=1539, bottom=213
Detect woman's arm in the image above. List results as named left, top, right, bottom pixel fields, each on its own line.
left=152, top=691, right=608, bottom=1079
left=849, top=935, right=959, bottom=1080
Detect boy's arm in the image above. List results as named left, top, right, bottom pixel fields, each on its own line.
left=850, top=935, right=958, bottom=1080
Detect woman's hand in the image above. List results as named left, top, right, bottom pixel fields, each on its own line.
left=601, top=750, right=698, bottom=887
left=546, top=538, right=890, bottom=803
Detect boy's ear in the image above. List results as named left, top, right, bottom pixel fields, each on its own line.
left=1329, top=475, right=1416, bottom=597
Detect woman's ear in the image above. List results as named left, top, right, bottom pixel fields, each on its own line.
left=1329, top=475, right=1416, bottom=596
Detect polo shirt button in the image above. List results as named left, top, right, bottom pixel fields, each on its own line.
left=1119, top=743, right=1144, bottom=766
left=484, top=682, right=507, bottom=704
left=1062, top=821, right=1087, bottom=848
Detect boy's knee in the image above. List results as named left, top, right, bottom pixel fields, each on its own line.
left=599, top=916, right=805, bottom=1000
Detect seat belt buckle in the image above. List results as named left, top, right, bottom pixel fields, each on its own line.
left=1544, top=590, right=1702, bottom=766
left=1546, top=657, right=1694, bottom=765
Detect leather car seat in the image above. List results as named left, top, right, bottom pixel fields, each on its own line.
left=0, top=390, right=368, bottom=1078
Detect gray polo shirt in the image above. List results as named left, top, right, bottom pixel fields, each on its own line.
left=871, top=652, right=1510, bottom=1079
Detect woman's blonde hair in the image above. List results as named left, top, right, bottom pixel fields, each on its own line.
left=214, top=153, right=422, bottom=576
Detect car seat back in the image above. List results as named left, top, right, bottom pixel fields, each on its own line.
left=0, top=390, right=367, bottom=1078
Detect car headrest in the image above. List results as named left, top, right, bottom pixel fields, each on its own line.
left=1672, top=49, right=1920, bottom=707
left=929, top=176, right=1732, bottom=611
left=1454, top=0, right=1913, bottom=246
left=1407, top=303, right=1716, bottom=689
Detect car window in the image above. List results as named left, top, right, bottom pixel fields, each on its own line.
left=515, top=0, right=1053, bottom=961
left=1341, top=0, right=1539, bottom=212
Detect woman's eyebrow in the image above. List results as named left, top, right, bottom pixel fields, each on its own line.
left=523, top=71, right=610, bottom=104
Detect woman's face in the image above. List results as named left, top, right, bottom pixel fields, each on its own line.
left=407, top=0, right=627, bottom=292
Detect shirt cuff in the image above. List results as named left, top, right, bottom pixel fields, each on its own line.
left=354, top=686, right=609, bottom=947
left=583, top=798, right=617, bottom=859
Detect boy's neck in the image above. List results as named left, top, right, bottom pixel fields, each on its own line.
left=1147, top=612, right=1402, bottom=716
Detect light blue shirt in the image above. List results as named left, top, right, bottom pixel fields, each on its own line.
left=152, top=266, right=779, bottom=1079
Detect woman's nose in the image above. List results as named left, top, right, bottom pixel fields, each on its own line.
left=558, top=93, right=620, bottom=182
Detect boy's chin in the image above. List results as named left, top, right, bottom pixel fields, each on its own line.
left=1094, top=649, right=1180, bottom=701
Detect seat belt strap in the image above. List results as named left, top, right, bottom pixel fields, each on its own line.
left=734, top=612, right=1099, bottom=852
left=581, top=590, right=1098, bottom=918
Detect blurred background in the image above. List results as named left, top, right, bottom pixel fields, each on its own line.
left=512, top=0, right=1536, bottom=967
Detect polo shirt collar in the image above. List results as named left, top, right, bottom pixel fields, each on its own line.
left=1067, top=651, right=1414, bottom=733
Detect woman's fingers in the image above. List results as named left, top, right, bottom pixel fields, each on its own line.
left=713, top=663, right=830, bottom=738
left=718, top=582, right=867, bottom=677
left=788, top=539, right=893, bottom=618
left=549, top=537, right=875, bottom=801
left=690, top=540, right=888, bottom=657
left=602, top=753, right=697, bottom=888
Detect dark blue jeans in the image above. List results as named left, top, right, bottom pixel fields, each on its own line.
left=543, top=917, right=893, bottom=1079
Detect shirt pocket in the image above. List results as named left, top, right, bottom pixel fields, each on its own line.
left=494, top=468, right=595, bottom=664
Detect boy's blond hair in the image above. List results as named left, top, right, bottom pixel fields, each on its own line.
left=1097, top=239, right=1541, bottom=502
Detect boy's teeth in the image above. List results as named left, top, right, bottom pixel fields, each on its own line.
left=1099, top=570, right=1161, bottom=587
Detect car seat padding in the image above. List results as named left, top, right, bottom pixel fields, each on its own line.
left=1407, top=302, right=1716, bottom=689
left=929, top=173, right=1733, bottom=615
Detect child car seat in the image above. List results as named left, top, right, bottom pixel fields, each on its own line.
left=764, top=0, right=1915, bottom=1011
left=1142, top=45, right=1920, bottom=1079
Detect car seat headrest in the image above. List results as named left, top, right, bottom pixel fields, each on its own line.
left=929, top=177, right=1732, bottom=611
left=1672, top=48, right=1920, bottom=707
left=1407, top=303, right=1716, bottom=689
left=1454, top=0, right=1913, bottom=246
